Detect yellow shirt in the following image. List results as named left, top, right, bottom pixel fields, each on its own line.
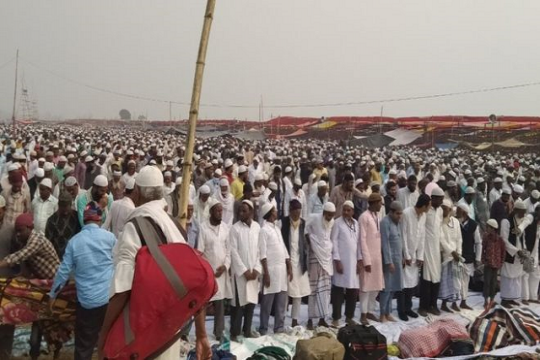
left=231, top=178, right=245, bottom=200
left=370, top=169, right=383, bottom=185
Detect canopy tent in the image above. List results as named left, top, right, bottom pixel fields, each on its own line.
left=384, top=128, right=423, bottom=146
left=349, top=134, right=394, bottom=148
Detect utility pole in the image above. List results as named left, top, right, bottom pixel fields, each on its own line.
left=11, top=49, right=19, bottom=128
left=177, top=0, right=217, bottom=227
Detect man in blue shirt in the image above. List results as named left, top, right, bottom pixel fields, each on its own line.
left=49, top=201, right=116, bottom=360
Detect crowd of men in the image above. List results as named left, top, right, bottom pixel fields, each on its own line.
left=0, top=124, right=539, bottom=358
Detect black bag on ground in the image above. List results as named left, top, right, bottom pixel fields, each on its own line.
left=337, top=324, right=387, bottom=360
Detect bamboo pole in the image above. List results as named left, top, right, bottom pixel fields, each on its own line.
left=177, top=0, right=217, bottom=227
left=11, top=49, right=19, bottom=129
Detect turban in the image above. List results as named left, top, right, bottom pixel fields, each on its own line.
left=15, top=213, right=34, bottom=229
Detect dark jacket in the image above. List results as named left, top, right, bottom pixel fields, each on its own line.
left=281, top=216, right=308, bottom=274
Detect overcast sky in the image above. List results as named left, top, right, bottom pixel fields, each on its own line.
left=2, top=1, right=540, bottom=121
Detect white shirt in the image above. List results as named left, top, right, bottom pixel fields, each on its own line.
left=259, top=220, right=290, bottom=295
left=306, top=214, right=334, bottom=276
left=101, top=196, right=136, bottom=239
left=308, top=193, right=328, bottom=215
left=423, top=206, right=443, bottom=282
left=229, top=220, right=262, bottom=307
left=397, top=187, right=419, bottom=210
left=331, top=217, right=360, bottom=289
left=440, top=217, right=462, bottom=263
left=32, top=195, right=58, bottom=233
left=197, top=221, right=232, bottom=301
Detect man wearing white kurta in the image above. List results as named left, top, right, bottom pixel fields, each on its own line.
left=500, top=199, right=533, bottom=307
left=418, top=189, right=444, bottom=316
left=259, top=203, right=292, bottom=335
left=101, top=178, right=136, bottom=239
left=281, top=199, right=311, bottom=327
left=229, top=200, right=262, bottom=341
left=398, top=194, right=430, bottom=321
left=331, top=201, right=360, bottom=327
left=193, top=184, right=211, bottom=224
left=98, top=166, right=211, bottom=360
left=306, top=202, right=336, bottom=330
left=197, top=199, right=231, bottom=341
left=397, top=175, right=419, bottom=210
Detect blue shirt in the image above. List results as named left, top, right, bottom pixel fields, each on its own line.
left=49, top=223, right=116, bottom=309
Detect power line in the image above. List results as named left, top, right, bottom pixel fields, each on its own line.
left=21, top=56, right=540, bottom=109
left=0, top=57, right=15, bottom=72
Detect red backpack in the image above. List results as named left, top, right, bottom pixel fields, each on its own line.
left=104, top=217, right=217, bottom=359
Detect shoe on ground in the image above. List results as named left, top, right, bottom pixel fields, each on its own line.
left=291, top=319, right=299, bottom=328
left=306, top=320, right=314, bottom=330
left=398, top=312, right=409, bottom=321
left=386, top=314, right=397, bottom=322
left=418, top=308, right=428, bottom=317
left=318, top=319, right=330, bottom=328
left=331, top=319, right=340, bottom=328
left=360, top=314, right=369, bottom=326
left=428, top=307, right=441, bottom=316
left=451, top=303, right=461, bottom=312
left=346, top=317, right=359, bottom=326
left=244, top=330, right=260, bottom=339
left=460, top=302, right=473, bottom=310
left=406, top=310, right=419, bottom=318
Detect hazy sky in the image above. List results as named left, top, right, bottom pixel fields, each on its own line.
left=2, top=1, right=540, bottom=121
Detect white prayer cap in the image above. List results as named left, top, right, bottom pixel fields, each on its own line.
left=487, top=219, right=499, bottom=230
left=175, top=177, right=183, bottom=185
left=128, top=160, right=136, bottom=165
left=149, top=160, right=157, bottom=165
left=238, top=165, right=248, bottom=174
left=388, top=169, right=397, bottom=175
left=513, top=185, right=524, bottom=194
left=242, top=199, right=254, bottom=209
left=255, top=173, right=264, bottom=181
left=354, top=179, right=363, bottom=187
left=125, top=178, right=135, bottom=190
left=67, top=154, right=75, bottom=159
left=199, top=185, right=211, bottom=195
left=164, top=171, right=172, bottom=178
left=0, top=195, right=5, bottom=208
left=261, top=202, right=275, bottom=217
left=439, top=175, right=446, bottom=181
left=64, top=176, right=78, bottom=187
left=135, top=166, right=163, bottom=187
left=80, top=150, right=88, bottom=157
left=211, top=159, right=218, bottom=165
left=219, top=178, right=229, bottom=187
left=465, top=186, right=476, bottom=194
left=294, top=178, right=302, bottom=186
left=457, top=202, right=470, bottom=213
left=323, top=202, right=336, bottom=213
left=58, top=155, right=67, bottom=162
left=263, top=173, right=269, bottom=181
left=284, top=166, right=292, bottom=173
left=224, top=159, right=233, bottom=168
left=38, top=157, right=46, bottom=163
left=532, top=190, right=540, bottom=200
left=514, top=199, right=527, bottom=210
left=35, top=168, right=45, bottom=178
left=93, top=175, right=108, bottom=187
left=477, top=177, right=485, bottom=184
left=442, top=198, right=453, bottom=208
left=343, top=200, right=354, bottom=209
left=113, top=170, right=122, bottom=177
left=268, top=182, right=278, bottom=191
left=214, top=169, right=222, bottom=176
left=166, top=160, right=174, bottom=167
left=44, top=162, right=54, bottom=171
left=519, top=176, right=526, bottom=182
left=431, top=187, right=445, bottom=197
left=317, top=180, right=327, bottom=188
left=40, top=178, right=53, bottom=189
left=502, top=188, right=512, bottom=195
left=207, top=197, right=220, bottom=210
left=204, top=162, right=213, bottom=169
left=85, top=156, right=94, bottom=163
left=7, top=163, right=20, bottom=172
left=493, top=177, right=502, bottom=183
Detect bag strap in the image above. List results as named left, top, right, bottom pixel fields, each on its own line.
left=131, top=217, right=187, bottom=299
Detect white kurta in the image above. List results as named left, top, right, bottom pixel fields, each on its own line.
left=32, top=195, right=58, bottom=233
left=288, top=224, right=311, bottom=298
left=102, top=196, right=136, bottom=239
left=193, top=198, right=210, bottom=223
left=401, top=207, right=426, bottom=288
left=306, top=214, right=334, bottom=276
left=284, top=189, right=307, bottom=218
left=230, top=220, right=262, bottom=307
left=331, top=217, right=360, bottom=289
left=259, top=220, right=289, bottom=295
left=500, top=216, right=533, bottom=279
left=423, top=207, right=443, bottom=283
left=214, top=192, right=234, bottom=226
left=397, top=188, right=419, bottom=210
left=197, top=221, right=232, bottom=301
left=440, top=217, right=462, bottom=262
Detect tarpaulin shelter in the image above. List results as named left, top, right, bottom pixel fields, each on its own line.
left=349, top=134, right=394, bottom=148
